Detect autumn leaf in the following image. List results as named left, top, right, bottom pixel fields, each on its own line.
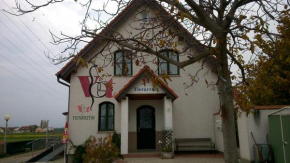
left=76, top=58, right=88, bottom=68
left=180, top=14, right=184, bottom=22
left=161, top=73, right=172, bottom=85
left=239, top=15, right=247, bottom=21
left=98, top=67, right=104, bottom=73
left=170, top=6, right=174, bottom=13
left=250, top=42, right=255, bottom=53
left=135, top=59, right=140, bottom=66
left=168, top=29, right=173, bottom=36
left=241, top=34, right=249, bottom=40
left=159, top=40, right=165, bottom=47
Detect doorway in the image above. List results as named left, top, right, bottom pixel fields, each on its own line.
left=137, top=105, right=156, bottom=150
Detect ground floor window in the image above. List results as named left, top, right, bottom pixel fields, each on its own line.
left=99, top=102, right=114, bottom=131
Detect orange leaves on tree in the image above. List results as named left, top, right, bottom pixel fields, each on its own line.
left=76, top=57, right=88, bottom=68
left=161, top=73, right=172, bottom=85
left=135, top=59, right=140, bottom=66
left=98, top=67, right=104, bottom=73
left=159, top=39, right=165, bottom=47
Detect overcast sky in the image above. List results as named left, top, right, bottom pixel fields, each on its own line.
left=0, top=0, right=283, bottom=128
left=0, top=0, right=94, bottom=128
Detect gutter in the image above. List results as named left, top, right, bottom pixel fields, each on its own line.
left=57, top=75, right=70, bottom=163
left=57, top=76, right=70, bottom=87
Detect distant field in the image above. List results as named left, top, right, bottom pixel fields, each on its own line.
left=0, top=131, right=63, bottom=142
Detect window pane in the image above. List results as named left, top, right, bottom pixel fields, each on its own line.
left=115, top=51, right=123, bottom=75
left=101, top=104, right=107, bottom=116
left=100, top=117, right=106, bottom=130
left=115, top=51, right=123, bottom=62
left=108, top=117, right=114, bottom=130
left=169, top=64, right=178, bottom=75
left=159, top=63, right=167, bottom=74
left=140, top=108, right=153, bottom=129
left=169, top=52, right=178, bottom=61
left=141, top=12, right=148, bottom=22
left=127, top=62, right=132, bottom=75
left=124, top=52, right=131, bottom=61
left=115, top=63, right=122, bottom=75
left=108, top=104, right=114, bottom=116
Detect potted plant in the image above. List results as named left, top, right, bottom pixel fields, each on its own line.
left=159, top=140, right=173, bottom=159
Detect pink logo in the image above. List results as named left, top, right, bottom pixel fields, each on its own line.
left=78, top=105, right=90, bottom=113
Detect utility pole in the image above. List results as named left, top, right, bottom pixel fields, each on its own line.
left=45, top=120, right=49, bottom=149
left=3, top=115, right=10, bottom=155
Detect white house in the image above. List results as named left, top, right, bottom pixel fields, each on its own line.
left=56, top=0, right=224, bottom=160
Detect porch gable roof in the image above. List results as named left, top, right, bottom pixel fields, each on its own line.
left=114, top=66, right=178, bottom=102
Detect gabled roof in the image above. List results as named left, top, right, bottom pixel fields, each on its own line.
left=56, top=0, right=206, bottom=82
left=114, top=66, right=178, bottom=101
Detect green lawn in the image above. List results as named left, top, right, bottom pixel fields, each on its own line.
left=0, top=132, right=63, bottom=142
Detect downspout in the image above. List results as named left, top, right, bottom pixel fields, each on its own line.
left=57, top=76, right=70, bottom=163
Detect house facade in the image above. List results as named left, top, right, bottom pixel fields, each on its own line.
left=56, top=0, right=224, bottom=158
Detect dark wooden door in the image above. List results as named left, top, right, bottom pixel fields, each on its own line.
left=137, top=105, right=156, bottom=150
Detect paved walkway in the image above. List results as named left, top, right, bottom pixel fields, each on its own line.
left=0, top=153, right=225, bottom=163
left=124, top=157, right=225, bottom=163
left=0, top=149, right=45, bottom=163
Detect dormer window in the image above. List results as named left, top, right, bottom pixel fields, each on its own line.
left=158, top=50, right=179, bottom=75
left=141, top=12, right=148, bottom=22
left=114, top=50, right=133, bottom=76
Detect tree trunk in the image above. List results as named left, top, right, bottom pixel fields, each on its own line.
left=217, top=37, right=239, bottom=163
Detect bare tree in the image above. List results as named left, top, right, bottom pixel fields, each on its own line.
left=11, top=0, right=288, bottom=162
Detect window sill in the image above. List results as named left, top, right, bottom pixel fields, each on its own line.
left=113, top=75, right=133, bottom=77
left=98, top=131, right=115, bottom=133
left=158, top=75, right=181, bottom=77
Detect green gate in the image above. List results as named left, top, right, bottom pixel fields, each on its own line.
left=269, top=115, right=290, bottom=163
left=282, top=115, right=290, bottom=163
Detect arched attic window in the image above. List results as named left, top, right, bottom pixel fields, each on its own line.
left=158, top=50, right=179, bottom=75
left=114, top=50, right=133, bottom=76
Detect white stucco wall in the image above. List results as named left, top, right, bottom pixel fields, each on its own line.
left=213, top=114, right=224, bottom=152
left=238, top=110, right=277, bottom=162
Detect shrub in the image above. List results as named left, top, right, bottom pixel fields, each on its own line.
left=83, top=135, right=119, bottom=163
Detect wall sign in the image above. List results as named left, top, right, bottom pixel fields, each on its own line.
left=72, top=105, right=95, bottom=120
left=134, top=87, right=157, bottom=92
left=127, top=79, right=165, bottom=94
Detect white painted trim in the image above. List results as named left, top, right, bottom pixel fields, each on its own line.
left=121, top=97, right=129, bottom=154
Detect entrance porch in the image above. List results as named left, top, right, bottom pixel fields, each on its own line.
left=120, top=96, right=174, bottom=154
left=113, top=66, right=178, bottom=154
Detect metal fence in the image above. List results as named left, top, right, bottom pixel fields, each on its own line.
left=27, top=137, right=61, bottom=158
left=0, top=144, right=4, bottom=156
